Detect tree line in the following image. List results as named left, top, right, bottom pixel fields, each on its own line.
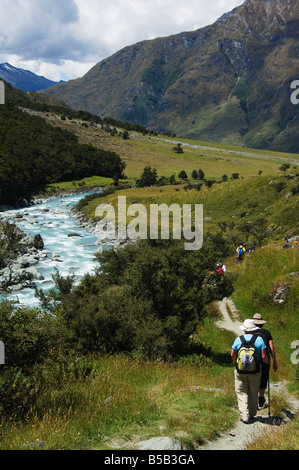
left=0, top=105, right=125, bottom=205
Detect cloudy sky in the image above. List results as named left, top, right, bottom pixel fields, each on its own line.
left=0, top=0, right=243, bottom=82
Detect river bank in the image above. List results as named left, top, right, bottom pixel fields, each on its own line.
left=0, top=185, right=106, bottom=213
left=0, top=191, right=103, bottom=306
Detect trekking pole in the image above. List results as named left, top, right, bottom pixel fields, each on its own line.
left=268, top=373, right=271, bottom=420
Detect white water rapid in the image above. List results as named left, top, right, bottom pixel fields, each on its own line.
left=0, top=192, right=102, bottom=307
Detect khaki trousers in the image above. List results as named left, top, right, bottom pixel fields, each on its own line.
left=234, top=369, right=261, bottom=421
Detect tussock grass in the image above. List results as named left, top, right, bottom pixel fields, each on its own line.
left=0, top=355, right=236, bottom=450
left=245, top=419, right=299, bottom=450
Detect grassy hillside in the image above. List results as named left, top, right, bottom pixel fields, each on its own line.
left=32, top=110, right=299, bottom=195
left=77, top=172, right=299, bottom=247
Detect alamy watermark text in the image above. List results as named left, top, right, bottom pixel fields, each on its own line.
left=95, top=196, right=203, bottom=251
left=0, top=80, right=5, bottom=105
left=290, top=80, right=299, bottom=105
left=0, top=341, right=5, bottom=365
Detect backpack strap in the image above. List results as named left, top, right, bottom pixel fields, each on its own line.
left=250, top=333, right=258, bottom=344
left=240, top=334, right=257, bottom=346
left=239, top=335, right=245, bottom=345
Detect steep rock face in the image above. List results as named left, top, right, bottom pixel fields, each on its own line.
left=42, top=0, right=299, bottom=152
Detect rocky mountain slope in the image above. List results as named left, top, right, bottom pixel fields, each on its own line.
left=0, top=63, right=62, bottom=92
left=41, top=0, right=299, bottom=153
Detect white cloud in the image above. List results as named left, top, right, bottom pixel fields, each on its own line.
left=0, top=0, right=243, bottom=81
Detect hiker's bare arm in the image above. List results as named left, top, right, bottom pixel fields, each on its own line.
left=231, top=349, right=237, bottom=365
left=261, top=349, right=269, bottom=364
left=269, top=340, right=278, bottom=371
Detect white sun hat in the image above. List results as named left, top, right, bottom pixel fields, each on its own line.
left=240, top=319, right=259, bottom=332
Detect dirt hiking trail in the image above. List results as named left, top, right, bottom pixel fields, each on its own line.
left=198, top=298, right=299, bottom=450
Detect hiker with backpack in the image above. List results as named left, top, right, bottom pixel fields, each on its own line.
left=236, top=243, right=246, bottom=264
left=252, top=313, right=278, bottom=408
left=215, top=263, right=224, bottom=277
left=231, top=319, right=268, bottom=424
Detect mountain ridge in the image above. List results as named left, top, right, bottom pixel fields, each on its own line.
left=41, top=0, right=299, bottom=153
left=0, top=62, right=63, bottom=92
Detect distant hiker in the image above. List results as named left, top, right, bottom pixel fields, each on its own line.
left=283, top=241, right=291, bottom=249
left=293, top=240, right=298, bottom=248
left=214, top=259, right=226, bottom=278
left=231, top=319, right=268, bottom=424
left=236, top=243, right=246, bottom=264
left=215, top=263, right=224, bottom=277
left=248, top=242, right=256, bottom=254
left=216, top=263, right=224, bottom=277
left=252, top=313, right=278, bottom=408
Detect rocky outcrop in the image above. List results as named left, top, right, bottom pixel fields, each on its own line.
left=269, top=283, right=291, bottom=304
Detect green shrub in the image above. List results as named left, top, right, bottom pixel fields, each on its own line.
left=291, top=184, right=299, bottom=195
left=0, top=300, right=69, bottom=368
left=274, top=181, right=286, bottom=192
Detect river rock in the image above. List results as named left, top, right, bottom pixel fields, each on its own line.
left=136, top=437, right=187, bottom=451
left=33, top=234, right=44, bottom=250
left=18, top=254, right=39, bottom=267
left=51, top=253, right=63, bottom=262
left=0, top=225, right=46, bottom=291
left=68, top=232, right=83, bottom=237
left=25, top=266, right=44, bottom=280
left=94, top=220, right=117, bottom=244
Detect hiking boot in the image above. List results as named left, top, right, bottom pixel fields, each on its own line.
left=240, top=417, right=255, bottom=424
left=258, top=396, right=266, bottom=408
left=240, top=418, right=250, bottom=424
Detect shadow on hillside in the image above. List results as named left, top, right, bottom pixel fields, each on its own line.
left=211, top=351, right=233, bottom=366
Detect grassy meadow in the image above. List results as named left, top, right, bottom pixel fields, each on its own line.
left=78, top=173, right=299, bottom=245
left=41, top=112, right=299, bottom=186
